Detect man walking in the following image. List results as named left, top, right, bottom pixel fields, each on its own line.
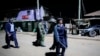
left=33, top=19, right=46, bottom=47
left=5, top=19, right=19, bottom=48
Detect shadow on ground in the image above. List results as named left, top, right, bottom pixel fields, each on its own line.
left=45, top=52, right=56, bottom=56
left=2, top=45, right=14, bottom=49
left=32, top=42, right=40, bottom=47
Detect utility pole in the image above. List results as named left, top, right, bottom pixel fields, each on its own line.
left=78, top=0, right=82, bottom=28
left=37, top=0, right=40, bottom=20
left=37, top=0, right=39, bottom=12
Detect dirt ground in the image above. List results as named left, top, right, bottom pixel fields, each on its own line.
left=0, top=31, right=100, bottom=56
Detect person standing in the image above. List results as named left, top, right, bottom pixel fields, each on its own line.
left=5, top=19, right=19, bottom=48
left=53, top=18, right=68, bottom=56
left=34, top=19, right=46, bottom=47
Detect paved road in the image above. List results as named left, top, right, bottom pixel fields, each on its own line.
left=0, top=31, right=100, bottom=56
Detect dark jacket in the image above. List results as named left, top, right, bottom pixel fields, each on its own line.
left=5, top=22, right=16, bottom=33
left=54, top=24, right=68, bottom=48
left=5, top=22, right=16, bottom=41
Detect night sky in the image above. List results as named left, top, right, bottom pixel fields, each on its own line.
left=0, top=0, right=100, bottom=19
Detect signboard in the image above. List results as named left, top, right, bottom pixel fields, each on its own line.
left=16, top=6, right=45, bottom=21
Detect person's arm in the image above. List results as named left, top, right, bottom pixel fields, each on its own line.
left=65, top=27, right=68, bottom=38
left=14, top=24, right=17, bottom=32
left=45, top=22, right=48, bottom=32
left=5, top=23, right=11, bottom=36
left=38, top=23, right=45, bottom=35
left=64, top=27, right=68, bottom=47
left=54, top=25, right=59, bottom=42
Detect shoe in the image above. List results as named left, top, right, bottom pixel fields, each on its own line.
left=49, top=47, right=55, bottom=50
left=40, top=45, right=46, bottom=47
left=14, top=46, right=20, bottom=48
left=61, top=54, right=64, bottom=56
left=6, top=45, right=10, bottom=49
left=56, top=54, right=60, bottom=56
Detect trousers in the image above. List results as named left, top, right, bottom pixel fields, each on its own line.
left=6, top=32, right=18, bottom=47
left=56, top=43, right=66, bottom=56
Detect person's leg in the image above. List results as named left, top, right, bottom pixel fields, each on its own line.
left=34, top=34, right=40, bottom=45
left=61, top=47, right=66, bottom=56
left=35, top=29, right=41, bottom=45
left=5, top=34, right=10, bottom=48
left=49, top=37, right=56, bottom=50
left=40, top=35, right=45, bottom=47
left=12, top=32, right=19, bottom=48
left=56, top=44, right=60, bottom=56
